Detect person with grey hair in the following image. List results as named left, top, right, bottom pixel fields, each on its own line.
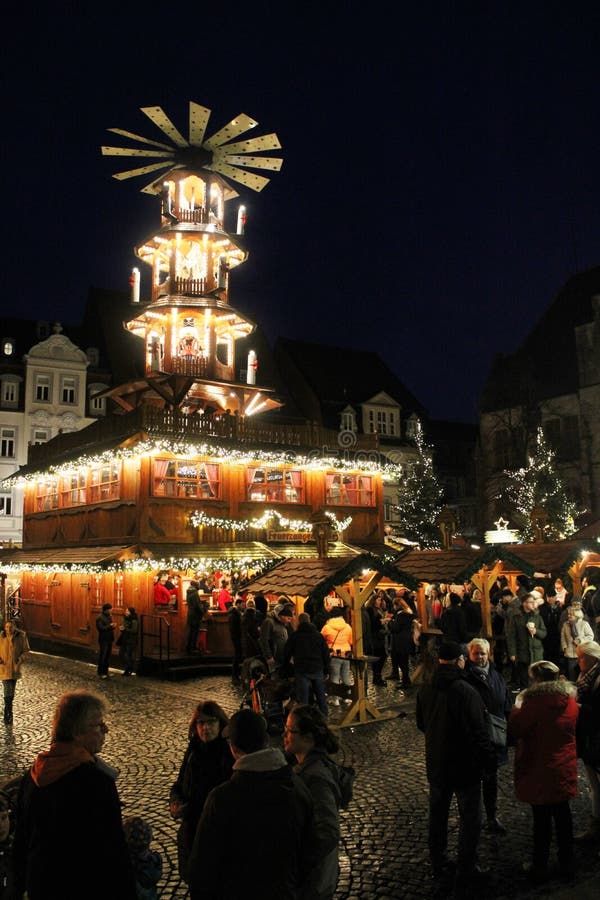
left=465, top=638, right=512, bottom=834
left=575, top=641, right=600, bottom=842
left=12, top=690, right=136, bottom=899
left=508, top=660, right=578, bottom=884
left=506, top=594, right=547, bottom=690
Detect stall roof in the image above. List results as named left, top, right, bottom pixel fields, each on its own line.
left=392, top=548, right=481, bottom=583
left=0, top=545, right=137, bottom=565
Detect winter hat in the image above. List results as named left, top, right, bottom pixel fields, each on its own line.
left=578, top=641, right=600, bottom=660
left=123, top=816, right=152, bottom=851
left=438, top=641, right=463, bottom=661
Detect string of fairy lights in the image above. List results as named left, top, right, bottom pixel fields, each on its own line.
left=189, top=509, right=353, bottom=533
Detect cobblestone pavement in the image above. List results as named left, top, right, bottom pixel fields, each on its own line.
left=2, top=652, right=600, bottom=899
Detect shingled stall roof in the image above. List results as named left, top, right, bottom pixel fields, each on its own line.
left=139, top=542, right=282, bottom=563
left=395, top=541, right=600, bottom=586
left=0, top=545, right=137, bottom=566
left=247, top=553, right=419, bottom=600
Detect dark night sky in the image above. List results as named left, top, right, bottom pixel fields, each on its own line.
left=5, top=3, right=600, bottom=423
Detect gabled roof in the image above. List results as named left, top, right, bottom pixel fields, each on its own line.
left=480, top=266, right=600, bottom=411
left=275, top=337, right=426, bottom=429
left=0, top=545, right=137, bottom=565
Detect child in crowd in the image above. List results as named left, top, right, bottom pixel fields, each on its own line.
left=123, top=816, right=162, bottom=900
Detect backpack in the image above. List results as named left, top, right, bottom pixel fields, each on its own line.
left=323, top=757, right=356, bottom=809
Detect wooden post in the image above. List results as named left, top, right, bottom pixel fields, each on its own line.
left=333, top=572, right=399, bottom=728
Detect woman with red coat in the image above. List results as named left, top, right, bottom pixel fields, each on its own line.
left=508, top=660, right=579, bottom=884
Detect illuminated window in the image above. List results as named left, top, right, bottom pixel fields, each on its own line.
left=2, top=339, right=14, bottom=356
left=59, top=471, right=87, bottom=506
left=35, top=374, right=51, bottom=402
left=246, top=467, right=304, bottom=503
left=152, top=458, right=220, bottom=499
left=326, top=472, right=374, bottom=506
left=35, top=479, right=59, bottom=512
left=89, top=464, right=121, bottom=503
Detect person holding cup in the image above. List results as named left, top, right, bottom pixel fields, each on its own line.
left=506, top=594, right=547, bottom=691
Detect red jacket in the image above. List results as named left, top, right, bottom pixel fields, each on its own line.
left=508, top=679, right=578, bottom=805
left=154, top=582, right=171, bottom=606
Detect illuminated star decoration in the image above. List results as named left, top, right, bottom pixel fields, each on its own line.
left=494, top=517, right=509, bottom=531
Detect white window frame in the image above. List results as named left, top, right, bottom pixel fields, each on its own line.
left=60, top=375, right=77, bottom=405
left=0, top=427, right=16, bottom=458
left=35, top=374, right=51, bottom=402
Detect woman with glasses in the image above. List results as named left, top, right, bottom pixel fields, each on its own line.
left=169, top=700, right=233, bottom=884
left=283, top=705, right=342, bottom=900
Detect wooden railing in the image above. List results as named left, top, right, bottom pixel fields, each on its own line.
left=26, top=407, right=379, bottom=469
left=171, top=357, right=209, bottom=377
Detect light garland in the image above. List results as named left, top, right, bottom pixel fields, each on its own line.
left=189, top=508, right=352, bottom=533
left=6, top=438, right=403, bottom=487
left=0, top=556, right=279, bottom=577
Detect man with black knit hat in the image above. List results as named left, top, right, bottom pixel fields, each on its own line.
left=417, top=641, right=496, bottom=896
left=188, top=709, right=315, bottom=899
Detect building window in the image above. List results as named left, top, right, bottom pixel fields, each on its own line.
left=493, top=428, right=512, bottom=470
left=31, top=428, right=50, bottom=445
left=325, top=472, right=374, bottom=506
left=89, top=464, right=121, bottom=503
left=59, top=471, right=87, bottom=507
left=0, top=494, right=12, bottom=516
left=35, top=374, right=51, bottom=402
left=87, top=347, right=100, bottom=366
left=561, top=416, right=580, bottom=461
left=90, top=394, right=106, bottom=414
left=35, top=479, right=59, bottom=512
left=247, top=467, right=304, bottom=503
left=152, top=458, right=221, bottom=499
left=2, top=339, right=14, bottom=356
left=0, top=428, right=15, bottom=458
left=61, top=376, right=76, bottom=405
left=340, top=408, right=357, bottom=433
left=367, top=408, right=397, bottom=436
left=544, top=418, right=561, bottom=452
left=1, top=380, right=18, bottom=406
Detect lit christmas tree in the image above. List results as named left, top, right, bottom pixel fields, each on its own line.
left=499, top=427, right=578, bottom=541
left=393, top=422, right=444, bottom=549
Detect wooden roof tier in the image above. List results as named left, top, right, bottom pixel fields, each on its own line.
left=0, top=545, right=138, bottom=565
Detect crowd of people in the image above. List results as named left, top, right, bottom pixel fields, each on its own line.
left=3, top=567, right=600, bottom=898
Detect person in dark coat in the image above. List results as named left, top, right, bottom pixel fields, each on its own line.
left=12, top=690, right=136, bottom=900
left=186, top=580, right=206, bottom=655
left=506, top=595, right=547, bottom=690
left=228, top=597, right=245, bottom=684
left=416, top=641, right=496, bottom=894
left=366, top=593, right=389, bottom=685
left=283, top=613, right=330, bottom=716
left=188, top=709, right=316, bottom=900
left=253, top=591, right=268, bottom=625
left=539, top=593, right=562, bottom=667
left=96, top=602, right=116, bottom=678
left=440, top=592, right=468, bottom=646
left=169, top=700, right=233, bottom=884
left=508, top=660, right=579, bottom=884
left=118, top=606, right=139, bottom=676
left=574, top=641, right=600, bottom=841
left=241, top=598, right=262, bottom=660
left=465, top=638, right=513, bottom=833
left=388, top=597, right=417, bottom=688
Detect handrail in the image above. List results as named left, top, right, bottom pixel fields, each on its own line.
left=140, top=613, right=171, bottom=664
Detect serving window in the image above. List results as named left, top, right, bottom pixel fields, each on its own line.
left=152, top=458, right=221, bottom=499
left=325, top=472, right=374, bottom=506
left=246, top=467, right=304, bottom=503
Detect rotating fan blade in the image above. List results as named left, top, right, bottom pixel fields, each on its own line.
left=141, top=106, right=188, bottom=147
left=107, top=128, right=173, bottom=150
left=213, top=133, right=281, bottom=155
left=203, top=113, right=258, bottom=149
left=189, top=102, right=211, bottom=146
left=101, top=146, right=173, bottom=158
left=221, top=155, right=283, bottom=171
left=112, top=161, right=173, bottom=181
left=210, top=162, right=270, bottom=192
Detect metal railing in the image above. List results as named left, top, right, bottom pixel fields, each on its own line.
left=140, top=613, right=171, bottom=665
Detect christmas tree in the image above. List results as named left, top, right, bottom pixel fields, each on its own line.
left=499, top=427, right=578, bottom=541
left=393, top=422, right=444, bottom=549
